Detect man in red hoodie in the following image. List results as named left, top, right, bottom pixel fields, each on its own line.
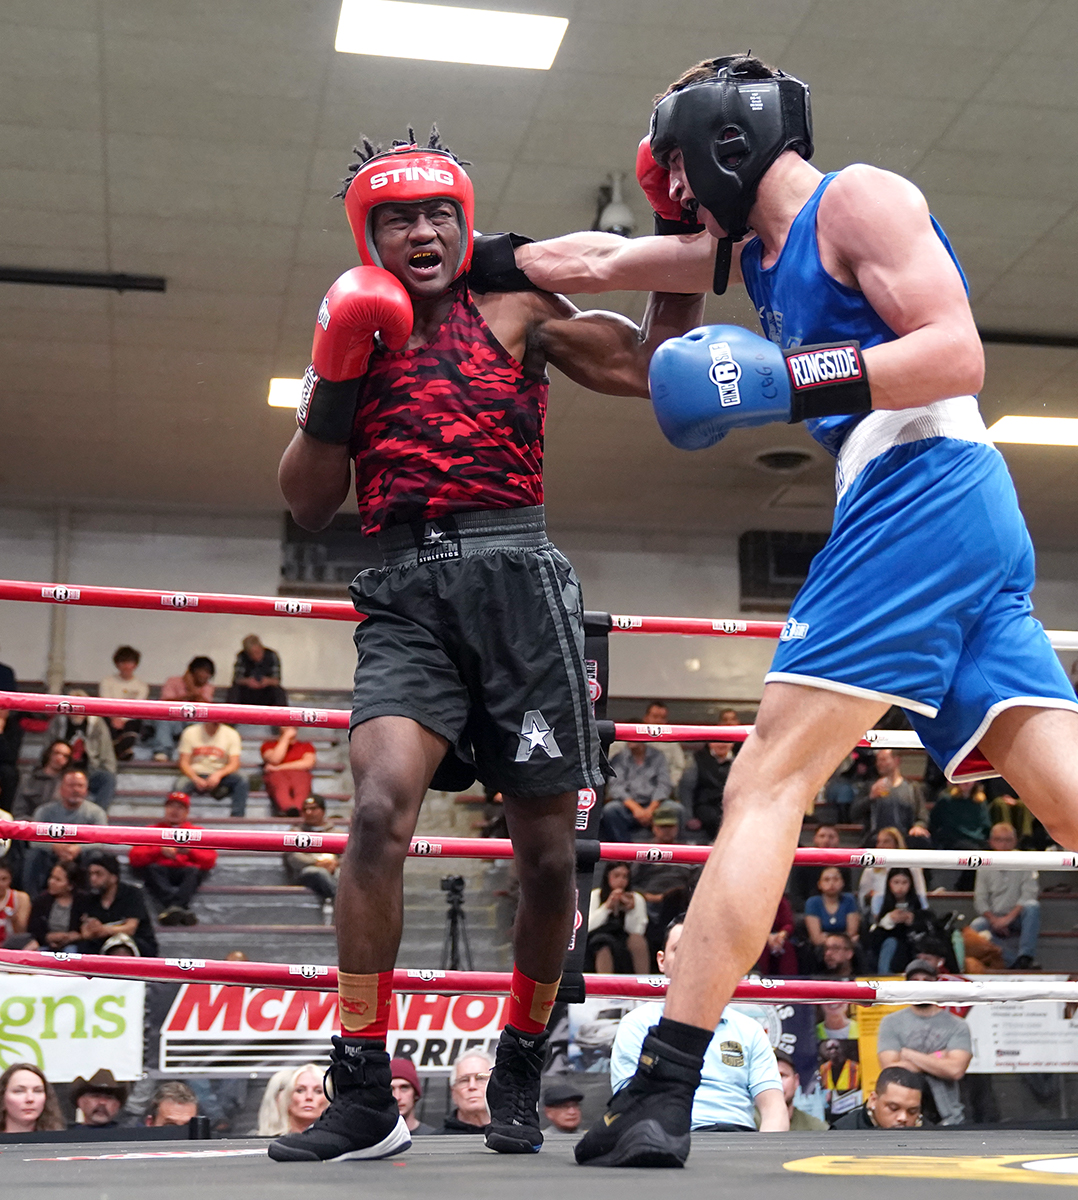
left=128, top=793, right=217, bottom=926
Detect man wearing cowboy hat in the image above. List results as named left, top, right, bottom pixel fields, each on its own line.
left=69, top=1069, right=130, bottom=1128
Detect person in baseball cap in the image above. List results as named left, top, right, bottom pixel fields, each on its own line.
left=389, top=1059, right=435, bottom=1136
left=542, top=1082, right=585, bottom=1133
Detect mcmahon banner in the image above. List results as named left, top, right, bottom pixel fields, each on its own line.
left=0, top=975, right=145, bottom=1081
left=160, top=982, right=509, bottom=1074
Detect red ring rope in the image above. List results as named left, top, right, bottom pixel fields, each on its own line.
left=0, top=818, right=1070, bottom=871
left=0, top=578, right=786, bottom=638
left=0, top=689, right=938, bottom=753
left=1, top=947, right=1074, bottom=1005
left=5, top=577, right=1078, bottom=647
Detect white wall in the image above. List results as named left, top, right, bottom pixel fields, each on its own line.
left=1, top=506, right=1076, bottom=698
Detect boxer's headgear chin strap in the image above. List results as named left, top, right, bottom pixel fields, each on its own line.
left=650, top=58, right=813, bottom=295
left=344, top=146, right=475, bottom=279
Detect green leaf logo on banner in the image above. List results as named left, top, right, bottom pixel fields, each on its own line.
left=0, top=1031, right=44, bottom=1069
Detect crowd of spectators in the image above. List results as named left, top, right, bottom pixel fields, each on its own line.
left=587, top=705, right=1048, bottom=980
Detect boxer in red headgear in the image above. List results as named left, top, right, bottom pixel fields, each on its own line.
left=271, top=127, right=704, bottom=1166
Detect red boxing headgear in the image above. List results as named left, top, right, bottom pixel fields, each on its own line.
left=344, top=145, right=475, bottom=280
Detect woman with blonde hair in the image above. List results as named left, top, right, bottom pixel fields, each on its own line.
left=0, top=1063, right=65, bottom=1133
left=256, top=1064, right=327, bottom=1137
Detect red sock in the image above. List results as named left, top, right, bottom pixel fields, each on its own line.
left=506, top=967, right=560, bottom=1035
left=338, top=970, right=394, bottom=1041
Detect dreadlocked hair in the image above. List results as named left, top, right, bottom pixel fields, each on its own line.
left=336, top=124, right=471, bottom=199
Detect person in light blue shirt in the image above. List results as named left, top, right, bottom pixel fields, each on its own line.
left=609, top=919, right=786, bottom=1132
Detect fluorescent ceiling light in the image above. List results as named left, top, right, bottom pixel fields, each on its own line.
left=335, top=0, right=568, bottom=69
left=268, top=378, right=302, bottom=408
left=987, top=415, right=1078, bottom=446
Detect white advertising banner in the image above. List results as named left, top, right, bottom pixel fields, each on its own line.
left=966, top=977, right=1078, bottom=1073
left=0, top=974, right=145, bottom=1081
left=160, top=982, right=508, bottom=1075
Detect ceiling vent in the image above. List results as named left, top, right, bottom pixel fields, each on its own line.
left=753, top=448, right=815, bottom=473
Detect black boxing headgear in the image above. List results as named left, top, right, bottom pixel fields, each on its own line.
left=650, top=57, right=813, bottom=294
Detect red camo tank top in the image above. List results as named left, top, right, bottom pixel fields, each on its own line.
left=350, top=284, right=546, bottom=534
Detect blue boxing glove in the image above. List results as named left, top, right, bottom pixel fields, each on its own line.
left=649, top=324, right=872, bottom=450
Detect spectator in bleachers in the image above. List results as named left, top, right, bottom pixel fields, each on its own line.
left=644, top=700, right=686, bottom=786
left=46, top=695, right=117, bottom=810
left=176, top=719, right=248, bottom=817
left=786, top=824, right=851, bottom=912
left=0, top=648, right=15, bottom=695
left=260, top=727, right=317, bottom=816
left=867, top=868, right=934, bottom=974
left=830, top=1065, right=925, bottom=1129
left=0, top=1063, right=65, bottom=1133
left=27, top=859, right=82, bottom=950
left=632, top=811, right=701, bottom=963
left=390, top=1058, right=436, bottom=1135
left=14, top=739, right=72, bottom=818
left=929, top=781, right=991, bottom=851
left=867, top=749, right=930, bottom=842
left=679, top=729, right=737, bottom=843
left=876, top=959, right=972, bottom=1125
left=70, top=1070, right=129, bottom=1128
left=825, top=747, right=877, bottom=827
left=102, top=932, right=140, bottom=955
left=587, top=861, right=649, bottom=974
left=600, top=744, right=672, bottom=842
left=774, top=1050, right=828, bottom=1131
left=145, top=1081, right=198, bottom=1127
left=129, top=793, right=217, bottom=926
left=441, top=1051, right=494, bottom=1133
left=542, top=1082, right=584, bottom=1133
left=804, top=867, right=860, bottom=953
left=985, top=779, right=1042, bottom=850
left=23, top=767, right=108, bottom=896
left=970, top=822, right=1041, bottom=970
left=152, top=656, right=216, bottom=761
left=229, top=635, right=286, bottom=708
left=611, top=917, right=787, bottom=1131
left=817, top=932, right=857, bottom=980
left=753, top=896, right=798, bottom=976
left=0, top=858, right=30, bottom=940
left=73, top=851, right=157, bottom=957
left=99, top=645, right=150, bottom=761
left=0, top=708, right=23, bottom=816
left=284, top=796, right=340, bottom=916
left=858, top=827, right=928, bottom=917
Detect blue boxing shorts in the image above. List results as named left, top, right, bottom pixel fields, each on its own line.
left=766, top=434, right=1078, bottom=781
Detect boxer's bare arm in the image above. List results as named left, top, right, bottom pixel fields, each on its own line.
left=278, top=430, right=352, bottom=531
left=819, top=165, right=984, bottom=410
left=529, top=290, right=706, bottom=397
left=516, top=229, right=727, bottom=295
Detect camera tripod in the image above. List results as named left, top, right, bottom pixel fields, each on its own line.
left=440, top=874, right=474, bottom=971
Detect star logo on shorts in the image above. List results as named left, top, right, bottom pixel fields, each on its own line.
left=514, top=709, right=563, bottom=762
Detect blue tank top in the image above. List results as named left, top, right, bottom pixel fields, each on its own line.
left=739, top=172, right=967, bottom=457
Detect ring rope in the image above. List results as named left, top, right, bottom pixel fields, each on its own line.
left=5, top=577, right=1077, bottom=647
left=0, top=947, right=1072, bottom=1005
left=1, top=819, right=1071, bottom=872
left=0, top=688, right=943, bottom=752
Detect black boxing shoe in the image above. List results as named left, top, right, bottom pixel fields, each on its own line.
left=484, top=1025, right=549, bottom=1154
left=574, top=1029, right=702, bottom=1168
left=267, top=1037, right=411, bottom=1162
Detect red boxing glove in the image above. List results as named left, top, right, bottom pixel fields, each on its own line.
left=312, top=265, right=412, bottom=381
left=635, top=136, right=705, bottom=236
left=298, top=266, right=413, bottom=444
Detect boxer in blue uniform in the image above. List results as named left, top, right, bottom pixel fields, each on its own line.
left=516, top=55, right=1078, bottom=1168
